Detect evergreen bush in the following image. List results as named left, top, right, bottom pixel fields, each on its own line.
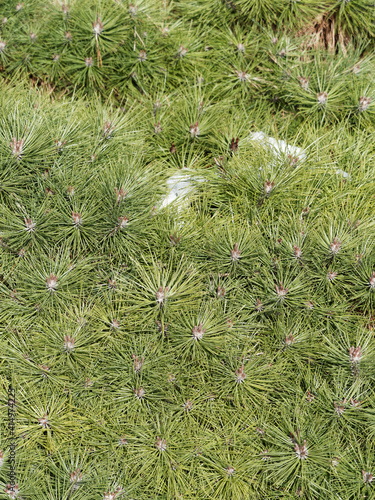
left=0, top=1, right=375, bottom=499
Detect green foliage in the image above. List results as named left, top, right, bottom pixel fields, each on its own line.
left=0, top=2, right=375, bottom=499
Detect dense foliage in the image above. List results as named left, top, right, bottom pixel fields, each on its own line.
left=0, top=1, right=375, bottom=499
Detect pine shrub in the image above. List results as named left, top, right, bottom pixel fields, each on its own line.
left=1, top=2, right=375, bottom=499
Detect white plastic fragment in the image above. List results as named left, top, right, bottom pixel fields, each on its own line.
left=159, top=170, right=205, bottom=210
left=250, top=132, right=350, bottom=180
left=249, top=131, right=306, bottom=160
